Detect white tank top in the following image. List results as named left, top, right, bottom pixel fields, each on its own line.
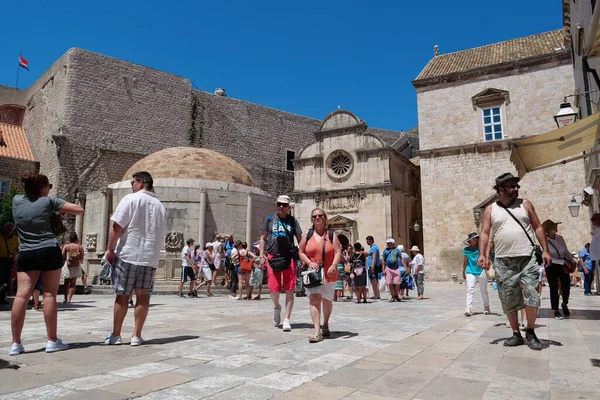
left=490, top=199, right=536, bottom=258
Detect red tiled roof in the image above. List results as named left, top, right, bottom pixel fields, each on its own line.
left=0, top=123, right=35, bottom=161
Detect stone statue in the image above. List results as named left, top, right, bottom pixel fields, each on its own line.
left=165, top=231, right=184, bottom=252
left=85, top=233, right=97, bottom=252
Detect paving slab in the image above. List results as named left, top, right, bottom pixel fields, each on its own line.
left=0, top=282, right=598, bottom=399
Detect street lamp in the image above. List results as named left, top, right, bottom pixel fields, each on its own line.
left=413, top=221, right=421, bottom=232
left=568, top=196, right=580, bottom=217
left=553, top=101, right=578, bottom=128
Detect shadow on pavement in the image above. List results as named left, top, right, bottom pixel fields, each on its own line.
left=328, top=330, right=358, bottom=339
left=489, top=337, right=563, bottom=349
left=0, top=359, right=20, bottom=370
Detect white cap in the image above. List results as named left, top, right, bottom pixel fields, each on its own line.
left=205, top=242, right=213, bottom=248
left=397, top=244, right=405, bottom=252
left=385, top=238, right=396, bottom=244
left=276, top=195, right=291, bottom=204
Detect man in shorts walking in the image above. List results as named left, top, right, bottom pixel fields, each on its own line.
left=105, top=171, right=167, bottom=346
left=478, top=172, right=551, bottom=350
left=259, top=195, right=302, bottom=332
left=178, top=238, right=197, bottom=298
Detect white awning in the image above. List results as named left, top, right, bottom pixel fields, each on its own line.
left=510, top=112, right=600, bottom=177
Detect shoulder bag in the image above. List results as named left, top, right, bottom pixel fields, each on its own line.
left=548, top=240, right=576, bottom=274
left=301, top=230, right=326, bottom=288
left=498, top=202, right=543, bottom=265
left=50, top=212, right=67, bottom=236
left=240, top=250, right=254, bottom=273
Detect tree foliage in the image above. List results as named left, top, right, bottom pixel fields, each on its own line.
left=0, top=185, right=20, bottom=226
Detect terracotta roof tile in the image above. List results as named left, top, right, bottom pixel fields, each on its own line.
left=415, top=30, right=566, bottom=81
left=0, top=123, right=35, bottom=161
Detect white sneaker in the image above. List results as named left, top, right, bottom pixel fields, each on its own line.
left=130, top=336, right=144, bottom=346
left=8, top=343, right=24, bottom=356
left=464, top=309, right=472, bottom=317
left=105, top=334, right=122, bottom=345
left=484, top=308, right=491, bottom=315
left=45, top=339, right=69, bottom=353
left=273, top=307, right=282, bottom=326
left=282, top=318, right=292, bottom=332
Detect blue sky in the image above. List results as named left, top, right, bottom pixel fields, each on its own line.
left=2, top=1, right=562, bottom=131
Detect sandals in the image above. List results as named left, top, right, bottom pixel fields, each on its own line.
left=254, top=296, right=261, bottom=300
left=322, top=325, right=331, bottom=337
left=308, top=332, right=323, bottom=343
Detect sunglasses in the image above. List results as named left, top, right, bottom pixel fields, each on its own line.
left=130, top=179, right=140, bottom=186
left=503, top=184, right=520, bottom=189
left=47, top=183, right=53, bottom=189
left=311, top=214, right=324, bottom=219
left=276, top=203, right=289, bottom=207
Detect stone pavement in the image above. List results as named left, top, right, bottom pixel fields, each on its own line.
left=0, top=282, right=599, bottom=399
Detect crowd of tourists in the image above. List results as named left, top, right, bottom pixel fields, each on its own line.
left=4, top=169, right=599, bottom=355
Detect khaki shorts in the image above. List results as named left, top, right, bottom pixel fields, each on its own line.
left=494, top=255, right=540, bottom=314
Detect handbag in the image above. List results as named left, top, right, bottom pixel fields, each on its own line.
left=344, top=264, right=351, bottom=274
left=499, top=203, right=543, bottom=265
left=240, top=251, right=253, bottom=273
left=485, top=265, right=496, bottom=280
left=50, top=212, right=67, bottom=236
left=301, top=229, right=328, bottom=288
left=548, top=241, right=576, bottom=274
left=269, top=256, right=290, bottom=272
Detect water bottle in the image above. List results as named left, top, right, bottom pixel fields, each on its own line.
left=492, top=281, right=498, bottom=291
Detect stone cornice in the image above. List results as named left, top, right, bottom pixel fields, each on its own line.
left=293, top=183, right=394, bottom=199
left=419, top=140, right=512, bottom=158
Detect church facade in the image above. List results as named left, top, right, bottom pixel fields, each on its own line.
left=293, top=110, right=422, bottom=249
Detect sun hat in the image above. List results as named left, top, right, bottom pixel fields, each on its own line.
left=493, top=172, right=520, bottom=190
left=385, top=238, right=396, bottom=244
left=541, top=219, right=561, bottom=234
left=463, top=232, right=479, bottom=245
left=276, top=195, right=291, bottom=204
left=410, top=245, right=420, bottom=252
left=205, top=242, right=213, bottom=248
left=397, top=244, right=405, bottom=252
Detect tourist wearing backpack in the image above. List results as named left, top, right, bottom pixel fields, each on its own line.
left=382, top=238, right=407, bottom=302
left=258, top=195, right=302, bottom=332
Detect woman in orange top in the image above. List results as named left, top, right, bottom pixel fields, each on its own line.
left=298, top=208, right=341, bottom=343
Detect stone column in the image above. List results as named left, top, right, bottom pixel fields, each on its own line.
left=97, top=189, right=109, bottom=253
left=74, top=194, right=86, bottom=240
left=246, top=193, right=253, bottom=244
left=198, top=190, right=207, bottom=244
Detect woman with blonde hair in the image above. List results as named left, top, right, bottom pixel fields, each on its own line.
left=298, top=208, right=342, bottom=342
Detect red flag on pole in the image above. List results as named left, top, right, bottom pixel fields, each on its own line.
left=19, top=55, right=29, bottom=71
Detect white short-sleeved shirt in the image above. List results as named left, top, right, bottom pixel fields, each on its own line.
left=111, top=190, right=168, bottom=267
left=212, top=241, right=222, bottom=265
left=410, top=253, right=425, bottom=274
left=181, top=245, right=191, bottom=267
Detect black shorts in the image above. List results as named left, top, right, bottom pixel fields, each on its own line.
left=181, top=266, right=196, bottom=283
left=209, top=263, right=216, bottom=271
left=16, top=245, right=63, bottom=272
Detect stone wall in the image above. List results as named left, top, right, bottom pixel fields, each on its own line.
left=417, top=62, right=574, bottom=150
left=0, top=157, right=39, bottom=190
left=0, top=105, right=25, bottom=126
left=416, top=60, right=589, bottom=280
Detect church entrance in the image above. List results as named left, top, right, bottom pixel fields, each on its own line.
left=337, top=234, right=350, bottom=248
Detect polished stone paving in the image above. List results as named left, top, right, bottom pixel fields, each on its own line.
left=0, top=282, right=599, bottom=399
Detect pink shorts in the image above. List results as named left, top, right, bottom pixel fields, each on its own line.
left=385, top=268, right=401, bottom=285
left=267, top=256, right=297, bottom=292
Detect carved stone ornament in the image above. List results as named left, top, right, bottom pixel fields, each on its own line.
left=164, top=231, right=184, bottom=253
left=85, top=233, right=97, bottom=252
left=325, top=149, right=354, bottom=183
left=316, top=192, right=362, bottom=213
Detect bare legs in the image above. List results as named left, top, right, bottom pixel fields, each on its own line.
left=112, top=290, right=150, bottom=338
left=309, top=293, right=322, bottom=335
left=112, top=295, right=129, bottom=337
left=507, top=305, right=538, bottom=331
left=270, top=290, right=294, bottom=319
left=11, top=268, right=61, bottom=344
left=67, top=277, right=77, bottom=302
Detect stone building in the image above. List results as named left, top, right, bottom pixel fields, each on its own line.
left=82, top=147, right=273, bottom=282
left=293, top=110, right=422, bottom=249
left=413, top=30, right=589, bottom=280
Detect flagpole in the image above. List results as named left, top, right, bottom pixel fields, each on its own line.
left=15, top=51, right=21, bottom=89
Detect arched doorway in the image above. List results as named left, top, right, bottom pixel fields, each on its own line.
left=337, top=234, right=349, bottom=248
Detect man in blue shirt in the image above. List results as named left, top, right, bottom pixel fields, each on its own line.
left=578, top=243, right=594, bottom=296
left=366, top=236, right=382, bottom=300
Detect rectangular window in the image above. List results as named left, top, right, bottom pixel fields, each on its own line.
left=0, top=181, right=9, bottom=199
left=286, top=150, right=295, bottom=171
left=482, top=106, right=503, bottom=141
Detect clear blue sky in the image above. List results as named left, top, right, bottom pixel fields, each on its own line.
left=1, top=0, right=563, bottom=131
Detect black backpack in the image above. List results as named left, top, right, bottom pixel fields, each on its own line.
left=305, top=227, right=334, bottom=243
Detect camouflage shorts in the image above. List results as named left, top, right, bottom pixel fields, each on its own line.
left=494, top=255, right=540, bottom=314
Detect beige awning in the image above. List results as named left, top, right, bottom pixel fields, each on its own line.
left=586, top=3, right=600, bottom=58
left=510, top=112, right=600, bottom=177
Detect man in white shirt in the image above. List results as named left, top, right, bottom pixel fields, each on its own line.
left=212, top=235, right=224, bottom=274
left=589, top=213, right=600, bottom=295
left=104, top=171, right=168, bottom=346
left=410, top=246, right=425, bottom=299
left=178, top=238, right=197, bottom=298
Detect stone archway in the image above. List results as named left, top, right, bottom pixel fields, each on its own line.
left=327, top=215, right=357, bottom=245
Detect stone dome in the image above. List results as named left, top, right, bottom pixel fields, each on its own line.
left=122, top=147, right=255, bottom=187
